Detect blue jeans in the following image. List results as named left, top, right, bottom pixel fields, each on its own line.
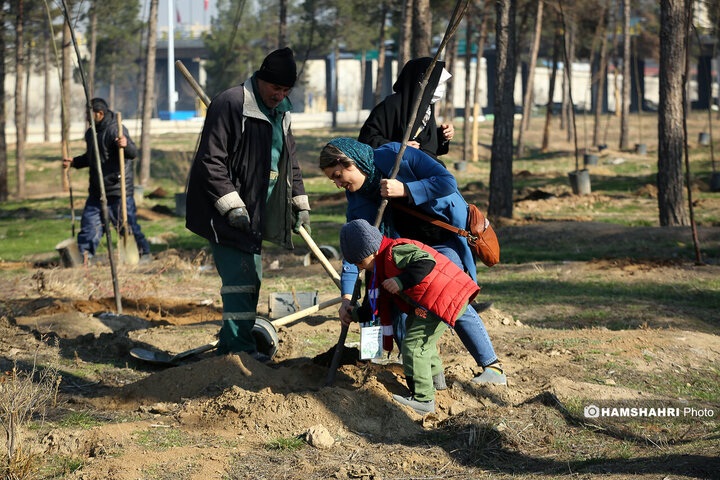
left=433, top=244, right=498, bottom=367
left=77, top=195, right=150, bottom=256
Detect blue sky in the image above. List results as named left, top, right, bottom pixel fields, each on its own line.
left=140, top=0, right=219, bottom=28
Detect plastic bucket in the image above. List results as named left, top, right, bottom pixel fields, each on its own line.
left=710, top=172, right=720, bottom=192
left=698, top=132, right=710, bottom=146
left=568, top=169, right=591, bottom=195
left=583, top=153, right=599, bottom=166
left=175, top=193, right=187, bottom=218
left=55, top=238, right=82, bottom=268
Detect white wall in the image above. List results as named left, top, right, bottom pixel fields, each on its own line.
left=5, top=54, right=668, bottom=144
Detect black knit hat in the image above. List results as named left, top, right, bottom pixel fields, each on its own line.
left=256, top=47, right=297, bottom=87
left=340, top=219, right=383, bottom=264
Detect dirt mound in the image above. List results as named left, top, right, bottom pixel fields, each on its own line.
left=98, top=342, right=522, bottom=443
left=115, top=353, right=306, bottom=404
left=635, top=183, right=658, bottom=198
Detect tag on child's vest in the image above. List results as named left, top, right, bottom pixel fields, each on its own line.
left=360, top=323, right=383, bottom=360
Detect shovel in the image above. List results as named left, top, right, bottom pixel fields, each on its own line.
left=116, top=112, right=140, bottom=265
left=129, top=296, right=343, bottom=366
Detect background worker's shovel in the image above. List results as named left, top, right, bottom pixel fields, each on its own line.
left=116, top=112, right=139, bottom=265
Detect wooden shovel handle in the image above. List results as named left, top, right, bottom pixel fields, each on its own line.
left=117, top=112, right=128, bottom=226
left=297, top=225, right=341, bottom=288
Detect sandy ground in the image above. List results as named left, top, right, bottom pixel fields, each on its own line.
left=1, top=222, right=719, bottom=479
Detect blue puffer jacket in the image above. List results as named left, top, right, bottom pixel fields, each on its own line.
left=340, top=142, right=475, bottom=295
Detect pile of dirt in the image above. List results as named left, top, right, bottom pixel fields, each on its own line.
left=105, top=349, right=517, bottom=442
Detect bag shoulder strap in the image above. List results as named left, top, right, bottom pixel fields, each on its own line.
left=391, top=202, right=471, bottom=239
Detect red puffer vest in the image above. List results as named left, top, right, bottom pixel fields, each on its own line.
left=375, top=237, right=481, bottom=351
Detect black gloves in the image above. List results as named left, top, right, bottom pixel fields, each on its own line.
left=228, top=206, right=310, bottom=234
left=293, top=209, right=311, bottom=234
left=227, top=207, right=251, bottom=232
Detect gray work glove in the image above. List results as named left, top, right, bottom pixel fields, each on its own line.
left=227, top=207, right=251, bottom=232
left=293, top=209, right=311, bottom=234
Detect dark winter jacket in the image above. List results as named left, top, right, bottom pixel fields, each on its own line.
left=72, top=110, right=138, bottom=198
left=358, top=58, right=449, bottom=159
left=185, top=80, right=308, bottom=254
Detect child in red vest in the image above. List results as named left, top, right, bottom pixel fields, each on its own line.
left=340, top=219, right=480, bottom=415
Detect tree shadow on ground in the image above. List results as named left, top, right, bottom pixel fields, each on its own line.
left=428, top=391, right=719, bottom=478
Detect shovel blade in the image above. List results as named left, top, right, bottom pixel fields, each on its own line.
left=129, top=347, right=175, bottom=365
left=118, top=232, right=140, bottom=265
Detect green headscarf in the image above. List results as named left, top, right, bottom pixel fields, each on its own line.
left=328, top=138, right=382, bottom=199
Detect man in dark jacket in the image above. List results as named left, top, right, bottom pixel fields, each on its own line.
left=185, top=48, right=310, bottom=359
left=358, top=57, right=454, bottom=161
left=63, top=98, right=150, bottom=260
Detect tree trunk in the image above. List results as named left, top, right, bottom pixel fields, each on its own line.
left=471, top=2, right=489, bottom=162
left=541, top=32, right=560, bottom=153
left=62, top=0, right=72, bottom=156
left=135, top=21, right=144, bottom=119
left=516, top=0, right=543, bottom=157
left=278, top=0, right=287, bottom=48
left=443, top=36, right=456, bottom=123
left=593, top=10, right=608, bottom=146
left=24, top=38, right=31, bottom=135
left=463, top=10, right=474, bottom=162
left=489, top=0, right=517, bottom=219
left=564, top=23, right=575, bottom=142
left=89, top=1, right=97, bottom=98
left=331, top=42, right=339, bottom=128
left=0, top=0, right=7, bottom=201
left=109, top=60, right=116, bottom=110
left=358, top=50, right=366, bottom=123
left=44, top=26, right=50, bottom=142
left=411, top=0, right=431, bottom=58
left=399, top=0, right=412, bottom=68
left=140, top=0, right=158, bottom=187
left=15, top=0, right=25, bottom=198
left=374, top=1, right=388, bottom=105
left=560, top=44, right=568, bottom=130
left=657, top=0, right=689, bottom=226
left=619, top=0, right=631, bottom=150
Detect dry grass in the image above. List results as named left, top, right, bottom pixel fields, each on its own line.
left=0, top=353, right=60, bottom=479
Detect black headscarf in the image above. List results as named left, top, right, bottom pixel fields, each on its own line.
left=392, top=57, right=446, bottom=143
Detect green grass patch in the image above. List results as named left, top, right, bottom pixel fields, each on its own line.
left=134, top=427, right=193, bottom=451
left=37, top=454, right=85, bottom=478
left=481, top=273, right=720, bottom=332
left=264, top=435, right=305, bottom=451
left=58, top=411, right=107, bottom=429
left=624, top=367, right=720, bottom=404
left=141, top=461, right=199, bottom=480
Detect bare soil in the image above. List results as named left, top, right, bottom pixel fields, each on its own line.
left=1, top=223, right=719, bottom=479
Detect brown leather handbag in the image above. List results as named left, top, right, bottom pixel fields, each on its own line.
left=392, top=202, right=500, bottom=267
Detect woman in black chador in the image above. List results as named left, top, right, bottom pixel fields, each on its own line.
left=358, top=57, right=454, bottom=161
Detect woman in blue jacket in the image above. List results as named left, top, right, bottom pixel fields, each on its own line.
left=319, top=138, right=505, bottom=385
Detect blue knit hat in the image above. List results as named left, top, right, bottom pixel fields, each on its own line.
left=340, top=219, right=383, bottom=264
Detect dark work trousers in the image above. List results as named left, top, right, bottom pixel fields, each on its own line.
left=77, top=195, right=150, bottom=257
left=210, top=242, right=262, bottom=354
